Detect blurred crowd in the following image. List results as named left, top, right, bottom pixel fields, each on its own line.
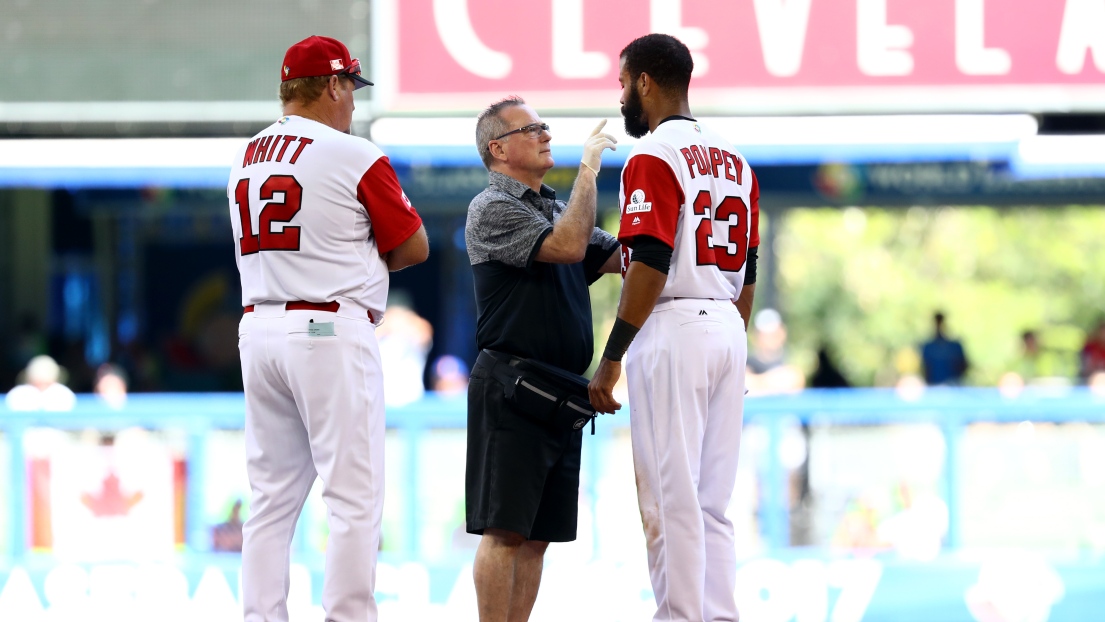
left=5, top=299, right=1104, bottom=411
left=743, top=308, right=1105, bottom=398
left=4, top=294, right=474, bottom=412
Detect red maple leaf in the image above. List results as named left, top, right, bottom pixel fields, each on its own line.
left=80, top=472, right=144, bottom=517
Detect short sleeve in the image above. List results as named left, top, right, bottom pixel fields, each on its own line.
left=582, top=227, right=620, bottom=283
left=590, top=227, right=619, bottom=253
left=357, top=156, right=423, bottom=254
left=618, top=154, right=682, bottom=248
left=467, top=195, right=553, bottom=269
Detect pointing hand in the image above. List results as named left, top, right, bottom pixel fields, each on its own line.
left=582, top=119, right=617, bottom=175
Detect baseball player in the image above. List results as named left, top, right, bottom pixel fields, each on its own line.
left=228, top=35, right=428, bottom=622
left=588, top=34, right=760, bottom=622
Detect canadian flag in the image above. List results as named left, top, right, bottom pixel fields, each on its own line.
left=330, top=59, right=344, bottom=71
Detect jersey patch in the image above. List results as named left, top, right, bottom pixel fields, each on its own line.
left=625, top=189, right=652, bottom=214
left=617, top=154, right=682, bottom=248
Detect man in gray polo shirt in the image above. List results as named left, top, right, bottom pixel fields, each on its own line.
left=464, top=96, right=619, bottom=622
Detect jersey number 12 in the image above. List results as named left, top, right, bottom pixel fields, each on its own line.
left=234, top=175, right=303, bottom=255
left=692, top=190, right=748, bottom=272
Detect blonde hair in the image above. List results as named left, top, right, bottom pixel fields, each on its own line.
left=279, top=75, right=346, bottom=106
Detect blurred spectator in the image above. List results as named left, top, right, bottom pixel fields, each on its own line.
left=808, top=345, right=851, bottom=388
left=895, top=373, right=927, bottom=400
left=94, top=363, right=129, bottom=409
left=920, top=311, right=969, bottom=386
left=376, top=300, right=433, bottom=407
left=796, top=346, right=850, bottom=543
left=212, top=499, right=245, bottom=552
left=999, top=330, right=1071, bottom=392
left=429, top=354, right=469, bottom=396
left=5, top=355, right=76, bottom=411
left=746, top=308, right=805, bottom=395
left=1079, top=320, right=1105, bottom=384
left=8, top=313, right=47, bottom=388
left=746, top=309, right=810, bottom=543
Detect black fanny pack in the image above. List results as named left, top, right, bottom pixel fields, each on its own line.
left=477, top=349, right=598, bottom=434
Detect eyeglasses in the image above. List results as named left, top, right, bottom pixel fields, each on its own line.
left=493, top=122, right=550, bottom=141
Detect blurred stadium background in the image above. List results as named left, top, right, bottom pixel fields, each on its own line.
left=2, top=0, right=1105, bottom=620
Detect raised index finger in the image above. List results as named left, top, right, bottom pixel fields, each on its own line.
left=590, top=119, right=607, bottom=137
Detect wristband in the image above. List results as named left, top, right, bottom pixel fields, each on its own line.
left=602, top=317, right=640, bottom=361
left=580, top=161, right=600, bottom=177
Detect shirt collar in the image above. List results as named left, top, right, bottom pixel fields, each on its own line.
left=488, top=170, right=557, bottom=201
left=658, top=115, right=697, bottom=127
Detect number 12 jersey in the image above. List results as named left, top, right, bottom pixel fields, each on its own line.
left=227, top=115, right=422, bottom=321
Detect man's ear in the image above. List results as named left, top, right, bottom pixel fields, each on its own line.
left=328, top=76, right=342, bottom=101
left=637, top=72, right=652, bottom=98
left=488, top=140, right=506, bottom=162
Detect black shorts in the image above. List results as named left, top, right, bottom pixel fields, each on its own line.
left=465, top=358, right=582, bottom=543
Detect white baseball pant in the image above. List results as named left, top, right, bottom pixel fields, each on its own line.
left=626, top=297, right=747, bottom=622
left=239, top=301, right=385, bottom=622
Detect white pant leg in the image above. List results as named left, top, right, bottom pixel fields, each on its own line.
left=700, top=305, right=745, bottom=622
left=241, top=313, right=319, bottom=622
left=281, top=311, right=385, bottom=622
left=629, top=301, right=739, bottom=622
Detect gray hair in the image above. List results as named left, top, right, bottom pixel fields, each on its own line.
left=475, top=96, right=525, bottom=169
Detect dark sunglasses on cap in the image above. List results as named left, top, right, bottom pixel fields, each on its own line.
left=339, top=59, right=374, bottom=89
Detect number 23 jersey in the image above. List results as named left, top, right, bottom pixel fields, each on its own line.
left=618, top=118, right=759, bottom=301
left=227, top=115, right=422, bottom=321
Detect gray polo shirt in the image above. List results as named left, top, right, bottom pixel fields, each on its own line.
left=466, top=171, right=619, bottom=374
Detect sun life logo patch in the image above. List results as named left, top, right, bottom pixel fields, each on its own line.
left=625, top=189, right=652, bottom=214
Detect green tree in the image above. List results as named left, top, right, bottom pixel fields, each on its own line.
left=775, top=206, right=1105, bottom=385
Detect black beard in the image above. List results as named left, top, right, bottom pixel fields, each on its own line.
left=621, top=85, right=650, bottom=138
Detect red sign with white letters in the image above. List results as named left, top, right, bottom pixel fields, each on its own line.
left=377, top=0, right=1105, bottom=114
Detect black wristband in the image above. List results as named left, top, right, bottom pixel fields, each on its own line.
left=602, top=317, right=640, bottom=361
left=744, top=246, right=758, bottom=285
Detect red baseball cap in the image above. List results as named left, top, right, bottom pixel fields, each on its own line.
left=281, top=35, right=373, bottom=89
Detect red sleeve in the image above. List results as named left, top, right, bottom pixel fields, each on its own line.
left=749, top=169, right=760, bottom=248
left=356, top=156, right=423, bottom=254
left=617, top=154, right=682, bottom=248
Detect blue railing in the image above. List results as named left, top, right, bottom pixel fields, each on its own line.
left=2, top=387, right=1104, bottom=562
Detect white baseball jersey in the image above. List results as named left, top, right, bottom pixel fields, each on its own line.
left=230, top=115, right=421, bottom=622
left=618, top=117, right=760, bottom=298
left=618, top=117, right=759, bottom=622
left=227, top=115, right=422, bottom=321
